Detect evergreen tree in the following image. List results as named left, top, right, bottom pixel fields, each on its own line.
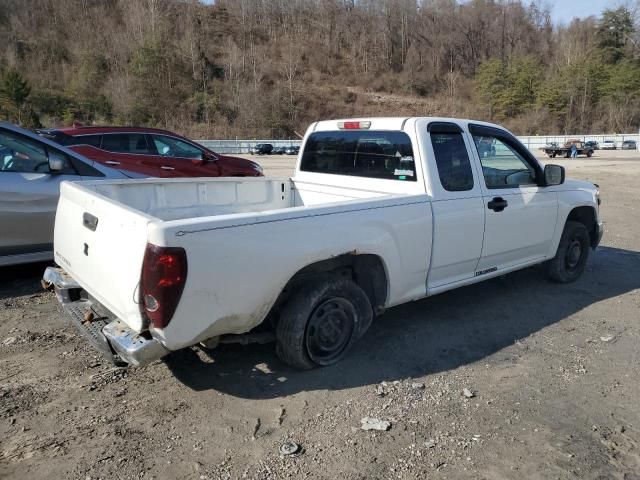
left=0, top=68, right=31, bottom=123
left=596, top=7, right=634, bottom=64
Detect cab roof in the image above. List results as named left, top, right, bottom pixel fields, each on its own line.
left=311, top=117, right=504, bottom=132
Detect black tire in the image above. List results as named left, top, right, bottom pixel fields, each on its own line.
left=276, top=276, right=373, bottom=370
left=546, top=221, right=590, bottom=283
left=587, top=150, right=592, bottom=157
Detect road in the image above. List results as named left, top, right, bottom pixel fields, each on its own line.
left=1, top=150, right=639, bottom=479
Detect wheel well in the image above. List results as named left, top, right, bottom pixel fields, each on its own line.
left=567, top=206, right=597, bottom=247
left=271, top=254, right=388, bottom=320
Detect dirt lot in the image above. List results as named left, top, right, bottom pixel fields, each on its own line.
left=1, top=150, right=639, bottom=479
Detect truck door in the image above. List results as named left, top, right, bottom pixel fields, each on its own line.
left=421, top=121, right=486, bottom=290
left=468, top=124, right=558, bottom=273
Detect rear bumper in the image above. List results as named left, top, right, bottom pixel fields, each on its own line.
left=43, top=266, right=169, bottom=367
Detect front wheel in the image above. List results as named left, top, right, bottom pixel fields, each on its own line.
left=276, top=276, right=373, bottom=369
left=546, top=221, right=590, bottom=283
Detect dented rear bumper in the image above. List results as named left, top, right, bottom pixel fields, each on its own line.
left=43, top=266, right=168, bottom=367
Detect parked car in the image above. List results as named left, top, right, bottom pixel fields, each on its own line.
left=284, top=145, right=300, bottom=155
left=272, top=146, right=286, bottom=155
left=584, top=141, right=599, bottom=150
left=45, top=117, right=602, bottom=370
left=249, top=143, right=273, bottom=155
left=37, top=126, right=263, bottom=178
left=600, top=139, right=616, bottom=150
left=621, top=140, right=637, bottom=150
left=0, top=122, right=134, bottom=267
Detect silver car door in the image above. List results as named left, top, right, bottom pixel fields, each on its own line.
left=0, top=130, right=81, bottom=257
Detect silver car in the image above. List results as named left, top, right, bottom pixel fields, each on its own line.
left=0, top=122, right=131, bottom=266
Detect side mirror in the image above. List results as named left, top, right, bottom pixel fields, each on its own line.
left=202, top=151, right=217, bottom=162
left=48, top=154, right=65, bottom=173
left=544, top=164, right=565, bottom=186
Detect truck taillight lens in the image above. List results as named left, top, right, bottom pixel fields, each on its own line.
left=141, top=244, right=187, bottom=329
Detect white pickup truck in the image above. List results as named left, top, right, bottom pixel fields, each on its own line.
left=44, top=118, right=603, bottom=369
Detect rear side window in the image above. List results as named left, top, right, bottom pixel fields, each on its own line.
left=300, top=130, right=416, bottom=181
left=430, top=132, right=474, bottom=192
left=70, top=135, right=102, bottom=148
left=101, top=134, right=150, bottom=153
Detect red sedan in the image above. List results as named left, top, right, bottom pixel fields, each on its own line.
left=37, top=126, right=263, bottom=178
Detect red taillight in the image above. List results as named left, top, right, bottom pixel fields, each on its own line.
left=141, top=243, right=187, bottom=329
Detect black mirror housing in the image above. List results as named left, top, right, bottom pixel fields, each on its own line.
left=544, top=164, right=565, bottom=186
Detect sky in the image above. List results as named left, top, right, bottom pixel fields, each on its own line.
left=201, top=0, right=623, bottom=25
left=548, top=0, right=619, bottom=24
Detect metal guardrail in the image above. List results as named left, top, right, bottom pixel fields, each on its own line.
left=515, top=134, right=639, bottom=150
left=196, top=134, right=640, bottom=154
left=197, top=139, right=301, bottom=154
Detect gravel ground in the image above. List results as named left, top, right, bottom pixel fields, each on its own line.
left=1, top=150, right=639, bottom=479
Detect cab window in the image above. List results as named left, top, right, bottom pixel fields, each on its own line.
left=470, top=127, right=538, bottom=189
left=300, top=130, right=416, bottom=181
left=430, top=131, right=474, bottom=192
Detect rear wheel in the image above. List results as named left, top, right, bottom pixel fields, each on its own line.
left=276, top=276, right=372, bottom=369
left=587, top=150, right=593, bottom=157
left=546, top=221, right=590, bottom=283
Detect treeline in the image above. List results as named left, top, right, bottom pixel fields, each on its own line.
left=0, top=0, right=638, bottom=138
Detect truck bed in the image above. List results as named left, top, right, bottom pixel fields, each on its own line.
left=86, top=176, right=396, bottom=221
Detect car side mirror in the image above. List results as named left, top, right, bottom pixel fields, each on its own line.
left=544, top=164, right=565, bottom=186
left=48, top=155, right=65, bottom=173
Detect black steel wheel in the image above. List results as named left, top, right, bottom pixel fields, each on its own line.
left=546, top=221, right=590, bottom=283
left=305, top=297, right=356, bottom=365
left=276, top=276, right=373, bottom=369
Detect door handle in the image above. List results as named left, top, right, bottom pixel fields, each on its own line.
left=160, top=166, right=175, bottom=170
left=105, top=160, right=120, bottom=165
left=487, top=197, right=508, bottom=212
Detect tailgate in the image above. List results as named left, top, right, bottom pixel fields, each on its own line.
left=54, top=181, right=152, bottom=332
